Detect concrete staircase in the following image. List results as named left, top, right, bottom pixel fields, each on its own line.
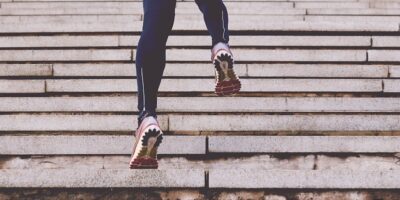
left=1, top=0, right=400, bottom=199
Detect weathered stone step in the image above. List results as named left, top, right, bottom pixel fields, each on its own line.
left=1, top=168, right=398, bottom=189
left=208, top=136, right=400, bottom=153
left=3, top=154, right=399, bottom=171
left=0, top=1, right=293, bottom=9
left=3, top=78, right=387, bottom=93
left=0, top=35, right=372, bottom=48
left=0, top=49, right=132, bottom=62
left=0, top=7, right=305, bottom=15
left=0, top=79, right=44, bottom=93
left=0, top=15, right=302, bottom=24
left=0, top=135, right=397, bottom=155
left=1, top=63, right=389, bottom=78
left=0, top=21, right=396, bottom=33
left=0, top=114, right=164, bottom=131
left=1, top=114, right=400, bottom=131
left=0, top=135, right=206, bottom=155
left=373, top=36, right=400, bottom=47
left=0, top=78, right=386, bottom=93
left=169, top=49, right=367, bottom=62
left=0, top=169, right=205, bottom=188
left=384, top=80, right=400, bottom=93
left=305, top=15, right=400, bottom=22
left=0, top=15, right=142, bottom=24
left=0, top=49, right=370, bottom=62
left=370, top=2, right=400, bottom=9
left=45, top=78, right=382, bottom=93
left=0, top=63, right=390, bottom=78
left=0, top=49, right=369, bottom=62
left=295, top=2, right=369, bottom=9
left=169, top=114, right=400, bottom=132
left=1, top=96, right=399, bottom=112
left=307, top=8, right=400, bottom=16
left=176, top=1, right=294, bottom=9
left=209, top=169, right=400, bottom=188
left=369, top=50, right=400, bottom=62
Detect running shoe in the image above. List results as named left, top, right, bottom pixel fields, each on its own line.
left=129, top=116, right=163, bottom=169
left=211, top=42, right=241, bottom=96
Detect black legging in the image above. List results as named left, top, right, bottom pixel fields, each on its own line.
left=135, top=0, right=230, bottom=125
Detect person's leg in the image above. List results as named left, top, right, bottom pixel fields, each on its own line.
left=194, top=0, right=229, bottom=48
left=195, top=0, right=241, bottom=96
left=131, top=0, right=176, bottom=169
left=136, top=0, right=176, bottom=126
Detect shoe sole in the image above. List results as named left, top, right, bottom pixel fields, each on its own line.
left=130, top=126, right=163, bottom=169
left=213, top=52, right=241, bottom=96
left=215, top=79, right=241, bottom=96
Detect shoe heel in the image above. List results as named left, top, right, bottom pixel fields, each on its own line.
left=213, top=51, right=241, bottom=96
left=130, top=127, right=163, bottom=169
left=215, top=79, right=241, bottom=96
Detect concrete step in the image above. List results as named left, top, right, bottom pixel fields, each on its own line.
left=0, top=49, right=132, bottom=62
left=45, top=78, right=382, bottom=93
left=0, top=49, right=368, bottom=62
left=246, top=64, right=388, bottom=78
left=390, top=66, right=400, bottom=77
left=0, top=14, right=303, bottom=24
left=1, top=96, right=399, bottom=112
left=0, top=169, right=205, bottom=188
left=384, top=79, right=400, bottom=93
left=373, top=36, right=400, bottom=47
left=0, top=135, right=397, bottom=155
left=0, top=64, right=52, bottom=76
left=209, top=169, right=400, bottom=188
left=0, top=21, right=397, bottom=33
left=2, top=153, right=400, bottom=171
left=305, top=15, right=400, bottom=22
left=295, top=2, right=369, bottom=9
left=0, top=7, right=306, bottom=15
left=168, top=49, right=367, bottom=62
left=307, top=8, right=400, bottom=16
left=0, top=1, right=293, bottom=9
left=0, top=14, right=400, bottom=25
left=4, top=63, right=390, bottom=77
left=0, top=78, right=384, bottom=93
left=1, top=114, right=400, bottom=131
left=127, top=35, right=371, bottom=47
left=1, top=168, right=398, bottom=189
left=208, top=136, right=400, bottom=153
left=47, top=63, right=392, bottom=78
left=368, top=50, right=400, bottom=62
left=0, top=35, right=372, bottom=48
left=169, top=114, right=400, bottom=132
left=0, top=79, right=44, bottom=93
left=2, top=153, right=399, bottom=171
left=0, top=15, right=142, bottom=24
left=0, top=114, right=167, bottom=131
left=0, top=63, right=389, bottom=78
left=0, top=135, right=206, bottom=155
left=371, top=2, right=400, bottom=9
left=176, top=1, right=294, bottom=9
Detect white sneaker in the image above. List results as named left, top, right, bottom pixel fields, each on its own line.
left=211, top=42, right=241, bottom=96
left=129, top=116, right=163, bottom=169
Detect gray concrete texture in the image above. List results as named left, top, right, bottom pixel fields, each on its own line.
left=0, top=169, right=205, bottom=188
left=1, top=96, right=399, bottom=112
left=1, top=114, right=400, bottom=131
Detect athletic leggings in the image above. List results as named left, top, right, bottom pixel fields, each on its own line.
left=136, top=0, right=230, bottom=126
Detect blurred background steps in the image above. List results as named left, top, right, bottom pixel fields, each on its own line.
left=1, top=0, right=400, bottom=199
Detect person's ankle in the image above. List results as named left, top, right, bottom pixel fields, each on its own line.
left=137, top=110, right=157, bottom=127
left=211, top=42, right=232, bottom=61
